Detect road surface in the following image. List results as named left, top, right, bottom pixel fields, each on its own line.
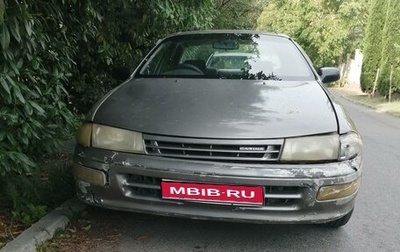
left=55, top=92, right=400, bottom=252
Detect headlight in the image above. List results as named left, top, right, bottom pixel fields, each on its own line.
left=281, top=134, right=339, bottom=161
left=92, top=124, right=144, bottom=153
left=76, top=122, right=92, bottom=147
left=76, top=123, right=144, bottom=153
left=339, top=132, right=362, bottom=161
left=317, top=178, right=361, bottom=201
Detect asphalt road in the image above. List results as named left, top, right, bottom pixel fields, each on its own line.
left=64, top=93, right=400, bottom=252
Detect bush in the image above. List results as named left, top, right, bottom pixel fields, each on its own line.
left=361, top=0, right=388, bottom=93
left=0, top=1, right=76, bottom=176
left=377, top=1, right=400, bottom=96
left=0, top=0, right=217, bottom=223
left=1, top=0, right=216, bottom=178
left=0, top=157, right=75, bottom=226
left=0, top=1, right=219, bottom=227
left=60, top=0, right=217, bottom=114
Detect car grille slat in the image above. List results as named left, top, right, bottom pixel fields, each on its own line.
left=143, top=154, right=275, bottom=162
left=123, top=181, right=160, bottom=190
left=118, top=174, right=305, bottom=211
left=264, top=192, right=302, bottom=199
left=144, top=135, right=283, bottom=162
left=145, top=144, right=280, bottom=154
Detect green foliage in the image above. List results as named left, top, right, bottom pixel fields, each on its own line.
left=361, top=0, right=388, bottom=92
left=45, top=161, right=76, bottom=205
left=337, top=1, right=368, bottom=56
left=0, top=0, right=4, bottom=23
left=257, top=0, right=368, bottom=67
left=0, top=160, right=75, bottom=226
left=0, top=0, right=216, bottom=178
left=378, top=0, right=400, bottom=96
left=0, top=0, right=77, bottom=176
left=12, top=204, right=48, bottom=226
left=61, top=0, right=217, bottom=114
left=213, top=0, right=268, bottom=29
left=361, top=0, right=400, bottom=96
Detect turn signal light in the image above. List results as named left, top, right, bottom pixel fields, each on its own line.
left=317, top=178, right=361, bottom=201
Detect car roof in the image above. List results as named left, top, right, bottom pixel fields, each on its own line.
left=163, top=30, right=290, bottom=40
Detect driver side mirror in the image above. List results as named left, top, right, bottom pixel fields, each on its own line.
left=318, top=67, right=340, bottom=84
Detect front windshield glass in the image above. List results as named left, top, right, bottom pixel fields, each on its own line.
left=137, top=33, right=315, bottom=81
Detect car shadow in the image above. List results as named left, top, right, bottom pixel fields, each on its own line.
left=84, top=206, right=353, bottom=252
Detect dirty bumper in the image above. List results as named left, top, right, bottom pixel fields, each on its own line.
left=73, top=146, right=361, bottom=224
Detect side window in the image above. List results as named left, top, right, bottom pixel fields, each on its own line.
left=140, top=43, right=179, bottom=75
left=140, top=45, right=166, bottom=75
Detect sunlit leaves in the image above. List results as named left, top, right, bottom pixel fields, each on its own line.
left=377, top=0, right=400, bottom=96
left=213, top=0, right=267, bottom=30
left=361, top=0, right=387, bottom=92
left=257, top=0, right=368, bottom=67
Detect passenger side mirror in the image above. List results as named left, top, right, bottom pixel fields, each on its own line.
left=112, top=66, right=132, bottom=82
left=318, top=67, right=340, bottom=84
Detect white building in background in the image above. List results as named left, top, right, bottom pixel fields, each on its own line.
left=340, top=49, right=363, bottom=90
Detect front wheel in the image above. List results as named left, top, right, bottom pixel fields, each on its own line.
left=319, top=209, right=353, bottom=228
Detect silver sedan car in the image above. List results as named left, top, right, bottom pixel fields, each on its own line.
left=73, top=30, right=362, bottom=227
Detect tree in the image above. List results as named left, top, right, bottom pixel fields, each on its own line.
left=213, top=0, right=268, bottom=30
left=60, top=0, right=217, bottom=114
left=257, top=0, right=368, bottom=68
left=378, top=0, right=400, bottom=96
left=337, top=0, right=369, bottom=56
left=360, top=0, right=388, bottom=92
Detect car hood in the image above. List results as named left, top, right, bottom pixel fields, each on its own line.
left=92, top=78, right=338, bottom=139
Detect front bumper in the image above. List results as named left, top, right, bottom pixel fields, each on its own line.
left=73, top=145, right=362, bottom=224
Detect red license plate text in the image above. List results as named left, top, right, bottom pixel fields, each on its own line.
left=161, top=180, right=264, bottom=206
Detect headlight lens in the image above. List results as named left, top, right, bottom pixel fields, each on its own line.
left=339, top=132, right=362, bottom=160
left=76, top=123, right=145, bottom=153
left=92, top=124, right=144, bottom=153
left=281, top=134, right=339, bottom=161
left=76, top=122, right=92, bottom=147
left=317, top=178, right=361, bottom=201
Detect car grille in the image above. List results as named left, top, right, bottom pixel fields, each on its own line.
left=119, top=174, right=305, bottom=211
left=143, top=135, right=283, bottom=162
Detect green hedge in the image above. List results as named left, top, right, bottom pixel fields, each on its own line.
left=360, top=0, right=388, bottom=93
left=378, top=0, right=400, bottom=96
left=0, top=1, right=76, bottom=176
left=0, top=0, right=216, bottom=177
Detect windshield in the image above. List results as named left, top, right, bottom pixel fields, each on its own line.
left=136, top=33, right=315, bottom=81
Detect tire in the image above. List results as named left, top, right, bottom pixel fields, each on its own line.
left=319, top=209, right=353, bottom=228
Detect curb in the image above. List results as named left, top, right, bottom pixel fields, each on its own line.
left=0, top=197, right=86, bottom=252
left=330, top=88, right=400, bottom=118
left=329, top=88, right=375, bottom=108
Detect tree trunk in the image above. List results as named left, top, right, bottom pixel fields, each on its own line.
left=389, top=65, right=393, bottom=102
left=372, top=68, right=380, bottom=97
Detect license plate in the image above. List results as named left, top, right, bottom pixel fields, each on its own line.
left=161, top=180, right=264, bottom=206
